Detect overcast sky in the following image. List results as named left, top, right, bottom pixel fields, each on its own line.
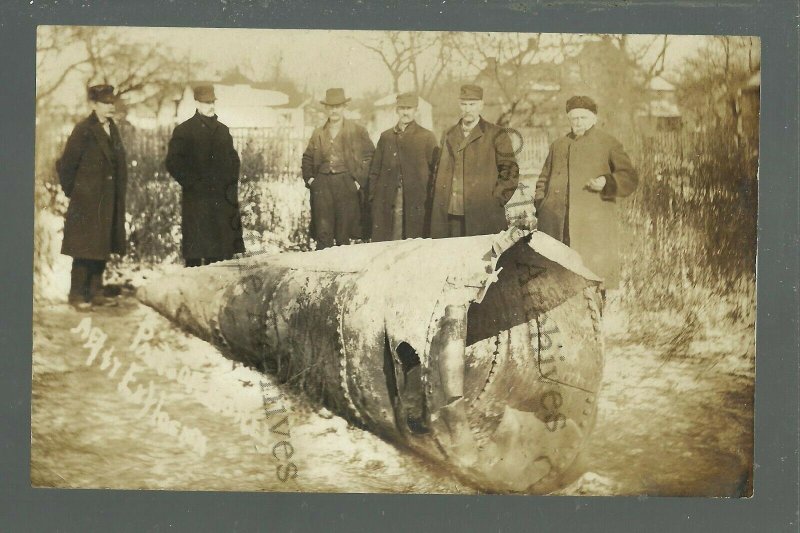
left=39, top=26, right=733, bottom=108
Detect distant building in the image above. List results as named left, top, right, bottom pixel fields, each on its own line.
left=126, top=68, right=309, bottom=136
left=636, top=76, right=682, bottom=133
left=471, top=38, right=677, bottom=141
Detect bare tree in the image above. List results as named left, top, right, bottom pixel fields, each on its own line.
left=676, top=36, right=760, bottom=131
left=37, top=26, right=193, bottom=118
left=610, top=34, right=671, bottom=82
left=450, top=33, right=580, bottom=126
left=355, top=31, right=456, bottom=99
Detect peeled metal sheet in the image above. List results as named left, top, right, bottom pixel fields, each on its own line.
left=137, top=229, right=604, bottom=493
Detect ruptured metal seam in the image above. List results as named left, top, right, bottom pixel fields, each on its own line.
left=472, top=332, right=502, bottom=405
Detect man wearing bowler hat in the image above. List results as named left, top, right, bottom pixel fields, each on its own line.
left=368, top=92, right=438, bottom=241
left=534, top=95, right=638, bottom=290
left=166, top=84, right=244, bottom=267
left=57, top=84, right=128, bottom=310
left=301, top=88, right=374, bottom=249
left=429, top=84, right=519, bottom=239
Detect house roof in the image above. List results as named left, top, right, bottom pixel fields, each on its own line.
left=649, top=76, right=676, bottom=91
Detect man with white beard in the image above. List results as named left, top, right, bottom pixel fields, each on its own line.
left=534, top=95, right=638, bottom=292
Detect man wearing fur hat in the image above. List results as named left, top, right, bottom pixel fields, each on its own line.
left=368, top=92, right=438, bottom=241
left=57, top=84, right=127, bottom=310
left=302, top=88, right=375, bottom=249
left=166, top=84, right=244, bottom=267
left=534, top=95, right=638, bottom=290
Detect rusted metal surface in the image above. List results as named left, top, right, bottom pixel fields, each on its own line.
left=137, top=229, right=604, bottom=493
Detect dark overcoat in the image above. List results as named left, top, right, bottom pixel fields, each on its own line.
left=429, top=118, right=519, bottom=238
left=57, top=111, right=127, bottom=260
left=165, top=112, right=244, bottom=259
left=534, top=126, right=638, bottom=288
left=368, top=121, right=438, bottom=241
left=301, top=119, right=375, bottom=241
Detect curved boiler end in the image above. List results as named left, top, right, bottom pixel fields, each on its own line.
left=405, top=235, right=604, bottom=493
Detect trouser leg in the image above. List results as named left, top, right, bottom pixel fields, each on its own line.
left=447, top=215, right=466, bottom=238
left=68, top=258, right=91, bottom=304
left=88, top=259, right=113, bottom=306
left=391, top=184, right=404, bottom=241
left=311, top=175, right=336, bottom=250
left=185, top=258, right=202, bottom=267
left=333, top=173, right=360, bottom=246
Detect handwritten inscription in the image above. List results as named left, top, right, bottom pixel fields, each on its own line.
left=71, top=317, right=209, bottom=456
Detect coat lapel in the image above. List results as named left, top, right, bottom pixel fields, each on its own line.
left=445, top=124, right=463, bottom=156
left=88, top=113, right=114, bottom=164
left=462, top=119, right=485, bottom=149
left=449, top=118, right=484, bottom=152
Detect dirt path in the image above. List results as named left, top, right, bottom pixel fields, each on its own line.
left=31, top=294, right=753, bottom=495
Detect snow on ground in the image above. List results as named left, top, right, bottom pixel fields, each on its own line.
left=32, top=296, right=472, bottom=493
left=31, top=216, right=754, bottom=495
left=31, top=280, right=754, bottom=495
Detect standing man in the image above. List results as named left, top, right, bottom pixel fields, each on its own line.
left=301, top=88, right=374, bottom=249
left=368, top=92, right=438, bottom=241
left=425, top=84, right=519, bottom=463
left=57, top=84, right=127, bottom=310
left=166, top=84, right=244, bottom=267
left=534, top=96, right=638, bottom=290
left=429, top=84, right=519, bottom=239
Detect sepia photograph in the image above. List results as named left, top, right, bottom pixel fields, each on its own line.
left=31, top=26, right=758, bottom=496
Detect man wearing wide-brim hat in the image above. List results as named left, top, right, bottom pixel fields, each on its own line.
left=534, top=95, right=638, bottom=290
left=165, top=83, right=244, bottom=266
left=429, top=84, right=520, bottom=239
left=57, top=84, right=128, bottom=310
left=368, top=92, right=438, bottom=242
left=301, top=88, right=375, bottom=249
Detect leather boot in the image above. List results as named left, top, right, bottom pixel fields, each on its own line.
left=89, top=271, right=117, bottom=307
left=68, top=262, right=91, bottom=311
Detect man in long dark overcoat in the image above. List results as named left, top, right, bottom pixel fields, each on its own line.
left=368, top=92, right=438, bottom=241
left=534, top=96, right=638, bottom=289
left=301, top=88, right=375, bottom=249
left=166, top=84, right=244, bottom=266
left=429, top=84, right=519, bottom=239
left=57, top=84, right=127, bottom=310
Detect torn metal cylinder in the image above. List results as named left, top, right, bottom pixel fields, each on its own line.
left=137, top=230, right=604, bottom=493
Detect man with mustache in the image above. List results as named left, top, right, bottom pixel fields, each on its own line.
left=368, top=92, right=438, bottom=241
left=429, top=84, right=519, bottom=239
left=165, top=84, right=244, bottom=267
left=301, top=88, right=375, bottom=249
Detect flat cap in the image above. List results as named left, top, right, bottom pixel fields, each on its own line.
left=566, top=95, right=598, bottom=114
left=396, top=92, right=419, bottom=107
left=459, top=84, right=484, bottom=100
left=87, top=84, right=115, bottom=104
left=193, top=84, right=217, bottom=103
